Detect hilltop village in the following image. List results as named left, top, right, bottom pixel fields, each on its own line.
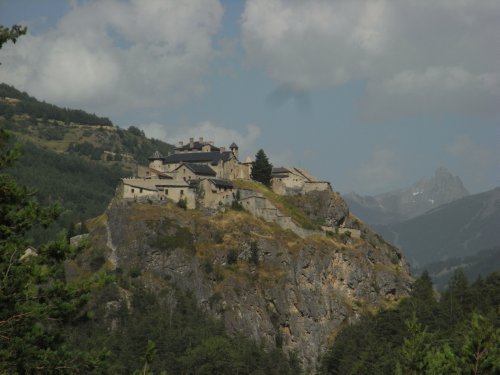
left=121, top=137, right=331, bottom=209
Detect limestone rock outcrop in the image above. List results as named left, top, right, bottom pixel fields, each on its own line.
left=287, top=190, right=350, bottom=227
left=85, top=194, right=411, bottom=372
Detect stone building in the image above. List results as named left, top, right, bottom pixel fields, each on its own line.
left=199, top=178, right=235, bottom=207
left=121, top=178, right=195, bottom=208
left=122, top=137, right=330, bottom=209
left=271, top=167, right=331, bottom=195
left=122, top=138, right=247, bottom=208
left=147, top=137, right=250, bottom=180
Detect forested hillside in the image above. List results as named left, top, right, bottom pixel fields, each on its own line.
left=0, top=83, right=113, bottom=126
left=67, top=280, right=301, bottom=374
left=421, top=246, right=500, bottom=290
left=0, top=124, right=301, bottom=374
left=0, top=83, right=175, bottom=243
left=320, top=270, right=500, bottom=374
left=8, top=142, right=127, bottom=243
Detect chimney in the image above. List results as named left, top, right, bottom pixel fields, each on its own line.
left=199, top=137, right=204, bottom=143
left=189, top=137, right=194, bottom=148
left=178, top=141, right=183, bottom=146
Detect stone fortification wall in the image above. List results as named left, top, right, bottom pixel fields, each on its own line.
left=199, top=179, right=235, bottom=209
left=271, top=167, right=331, bottom=196
left=121, top=179, right=196, bottom=209
left=320, top=226, right=362, bottom=239
left=302, top=181, right=331, bottom=193
left=238, top=189, right=320, bottom=239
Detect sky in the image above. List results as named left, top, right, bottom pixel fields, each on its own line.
left=0, top=0, right=499, bottom=195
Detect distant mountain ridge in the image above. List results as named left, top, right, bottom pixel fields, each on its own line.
left=344, top=167, right=469, bottom=226
left=376, top=187, right=500, bottom=268
left=421, top=246, right=500, bottom=290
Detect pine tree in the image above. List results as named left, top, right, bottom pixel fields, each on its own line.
left=0, top=128, right=106, bottom=373
left=251, top=149, right=273, bottom=187
left=397, top=314, right=431, bottom=375
left=459, top=313, right=500, bottom=375
left=0, top=24, right=27, bottom=51
left=0, top=27, right=105, bottom=371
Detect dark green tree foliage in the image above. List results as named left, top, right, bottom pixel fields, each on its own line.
left=8, top=141, right=128, bottom=244
left=250, top=241, right=259, bottom=265
left=115, top=126, right=174, bottom=165
left=251, top=149, right=273, bottom=187
left=69, top=285, right=301, bottom=375
left=226, top=249, right=238, bottom=265
left=67, top=141, right=105, bottom=160
left=320, top=270, right=500, bottom=375
left=0, top=24, right=26, bottom=51
left=0, top=129, right=105, bottom=373
left=0, top=83, right=113, bottom=126
left=127, top=125, right=145, bottom=137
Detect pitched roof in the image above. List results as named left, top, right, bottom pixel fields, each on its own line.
left=230, top=142, right=238, bottom=149
left=122, top=179, right=159, bottom=191
left=147, top=168, right=173, bottom=179
left=164, top=151, right=234, bottom=165
left=208, top=179, right=234, bottom=188
left=181, top=163, right=216, bottom=176
left=148, top=150, right=165, bottom=160
left=272, top=167, right=290, bottom=174
left=123, top=178, right=189, bottom=190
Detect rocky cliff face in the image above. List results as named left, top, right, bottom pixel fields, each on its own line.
left=83, top=190, right=411, bottom=372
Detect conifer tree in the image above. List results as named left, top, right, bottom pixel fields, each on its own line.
left=251, top=149, right=273, bottom=187
left=0, top=26, right=105, bottom=373
left=0, top=128, right=106, bottom=373
left=0, top=24, right=26, bottom=51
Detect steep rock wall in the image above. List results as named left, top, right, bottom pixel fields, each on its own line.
left=89, top=200, right=411, bottom=372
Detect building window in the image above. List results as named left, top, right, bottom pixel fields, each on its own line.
left=131, top=188, right=135, bottom=193
left=165, top=189, right=168, bottom=195
left=140, top=188, right=143, bottom=193
left=180, top=190, right=184, bottom=196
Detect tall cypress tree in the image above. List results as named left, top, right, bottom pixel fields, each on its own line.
left=251, top=149, right=273, bottom=187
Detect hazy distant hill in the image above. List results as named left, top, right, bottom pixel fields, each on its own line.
left=344, top=167, right=469, bottom=226
left=418, top=246, right=500, bottom=290
left=0, top=83, right=174, bottom=242
left=375, top=187, right=500, bottom=268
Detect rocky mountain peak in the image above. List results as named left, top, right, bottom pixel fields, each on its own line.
left=344, top=167, right=469, bottom=226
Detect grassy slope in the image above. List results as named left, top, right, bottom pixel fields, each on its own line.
left=233, top=179, right=318, bottom=230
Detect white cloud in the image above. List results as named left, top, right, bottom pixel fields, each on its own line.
left=446, top=134, right=500, bottom=192
left=137, top=122, right=170, bottom=142
left=241, top=0, right=500, bottom=119
left=362, top=66, right=500, bottom=120
left=0, top=0, right=223, bottom=114
left=348, top=147, right=403, bottom=194
left=138, top=121, right=261, bottom=158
